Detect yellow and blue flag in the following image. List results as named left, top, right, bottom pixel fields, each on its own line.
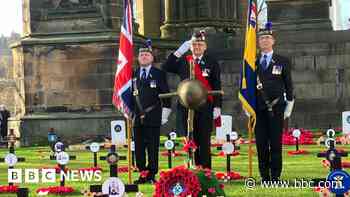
left=238, top=0, right=257, bottom=128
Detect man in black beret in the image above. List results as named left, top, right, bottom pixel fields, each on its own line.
left=254, top=22, right=294, bottom=181
left=133, top=40, right=171, bottom=184
left=162, top=31, right=222, bottom=169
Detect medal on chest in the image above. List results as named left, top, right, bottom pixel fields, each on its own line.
left=132, top=78, right=139, bottom=95
left=150, top=80, right=157, bottom=88
left=272, top=65, right=282, bottom=75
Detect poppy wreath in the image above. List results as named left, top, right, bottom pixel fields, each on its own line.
left=194, top=167, right=225, bottom=197
left=153, top=166, right=201, bottom=197
left=154, top=166, right=225, bottom=197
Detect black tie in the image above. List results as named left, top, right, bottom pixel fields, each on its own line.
left=195, top=58, right=200, bottom=65
left=261, top=54, right=268, bottom=70
left=141, top=68, right=147, bottom=81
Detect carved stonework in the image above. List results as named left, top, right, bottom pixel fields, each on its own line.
left=266, top=0, right=332, bottom=30
left=43, top=0, right=95, bottom=9
left=161, top=0, right=241, bottom=40
left=23, top=0, right=121, bottom=35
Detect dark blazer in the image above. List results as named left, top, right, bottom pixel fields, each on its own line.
left=162, top=53, right=222, bottom=108
left=256, top=53, right=294, bottom=110
left=132, top=66, right=171, bottom=127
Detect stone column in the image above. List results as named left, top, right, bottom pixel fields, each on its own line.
left=22, top=0, right=31, bottom=36
left=135, top=0, right=161, bottom=38
left=164, top=0, right=172, bottom=23
left=108, top=0, right=123, bottom=31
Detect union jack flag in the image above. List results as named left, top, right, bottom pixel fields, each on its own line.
left=112, top=0, right=134, bottom=118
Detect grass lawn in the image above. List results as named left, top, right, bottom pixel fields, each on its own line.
left=0, top=140, right=348, bottom=197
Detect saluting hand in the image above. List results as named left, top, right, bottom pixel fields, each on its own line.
left=174, top=40, right=192, bottom=58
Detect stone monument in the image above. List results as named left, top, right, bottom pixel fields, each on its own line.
left=10, top=0, right=142, bottom=145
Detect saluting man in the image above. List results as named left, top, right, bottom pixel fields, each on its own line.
left=133, top=40, right=172, bottom=184
left=162, top=31, right=222, bottom=169
left=255, top=22, right=295, bottom=182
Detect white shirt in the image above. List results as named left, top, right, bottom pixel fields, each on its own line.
left=139, top=65, right=152, bottom=79
left=193, top=55, right=203, bottom=63
left=260, top=50, right=274, bottom=68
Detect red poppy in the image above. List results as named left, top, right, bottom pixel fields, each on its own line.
left=183, top=139, right=197, bottom=152
left=36, top=186, right=74, bottom=194
left=140, top=170, right=149, bottom=178
left=287, top=150, right=309, bottom=155
left=0, top=185, right=18, bottom=193
left=78, top=167, right=103, bottom=173
left=208, top=187, right=216, bottom=194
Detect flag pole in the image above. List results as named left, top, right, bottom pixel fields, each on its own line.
left=127, top=118, right=133, bottom=184
left=248, top=118, right=253, bottom=177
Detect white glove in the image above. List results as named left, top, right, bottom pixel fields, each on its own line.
left=213, top=107, right=221, bottom=119
left=243, top=109, right=250, bottom=117
left=284, top=100, right=295, bottom=119
left=161, top=108, right=172, bottom=125
left=174, top=40, right=191, bottom=58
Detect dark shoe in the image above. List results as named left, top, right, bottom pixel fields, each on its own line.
left=261, top=176, right=270, bottom=182
left=271, top=177, right=280, bottom=181
left=146, top=177, right=156, bottom=184
left=134, top=177, right=147, bottom=184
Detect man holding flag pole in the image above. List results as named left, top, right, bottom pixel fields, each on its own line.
left=254, top=21, right=294, bottom=182
left=239, top=0, right=295, bottom=182
left=112, top=0, right=171, bottom=185
left=131, top=40, right=171, bottom=184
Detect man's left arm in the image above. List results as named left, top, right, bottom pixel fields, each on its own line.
left=210, top=58, right=222, bottom=123
left=159, top=71, right=172, bottom=125
left=211, top=59, right=222, bottom=108
left=283, top=57, right=295, bottom=119
left=159, top=71, right=171, bottom=108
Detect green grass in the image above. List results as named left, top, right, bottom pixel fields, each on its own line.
left=0, top=142, right=348, bottom=197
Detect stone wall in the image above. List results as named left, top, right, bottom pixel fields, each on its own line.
left=18, top=41, right=117, bottom=113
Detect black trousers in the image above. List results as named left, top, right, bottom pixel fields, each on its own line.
left=176, top=103, right=213, bottom=169
left=255, top=105, right=284, bottom=180
left=134, top=126, right=160, bottom=178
